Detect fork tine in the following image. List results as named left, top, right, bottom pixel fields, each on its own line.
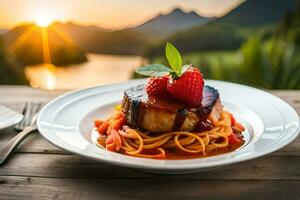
left=2, top=102, right=41, bottom=165
left=25, top=103, right=38, bottom=126
left=20, top=102, right=33, bottom=128
left=36, top=103, right=42, bottom=113
left=30, top=103, right=42, bottom=125
left=24, top=103, right=40, bottom=127
left=14, top=102, right=41, bottom=131
left=14, top=103, right=29, bottom=130
left=21, top=102, right=28, bottom=115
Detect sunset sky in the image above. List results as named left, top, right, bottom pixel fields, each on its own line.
left=0, top=0, right=244, bottom=29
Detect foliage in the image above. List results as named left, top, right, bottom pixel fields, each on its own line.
left=135, top=3, right=300, bottom=90
left=136, top=51, right=239, bottom=80
left=49, top=45, right=87, bottom=66
left=146, top=23, right=245, bottom=58
left=135, top=37, right=300, bottom=89
left=0, top=37, right=28, bottom=85
left=275, top=2, right=300, bottom=46
left=238, top=37, right=300, bottom=89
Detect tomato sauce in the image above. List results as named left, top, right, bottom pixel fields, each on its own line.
left=96, top=136, right=244, bottom=160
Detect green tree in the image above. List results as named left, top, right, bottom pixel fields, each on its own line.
left=239, top=37, right=300, bottom=89
left=0, top=37, right=28, bottom=85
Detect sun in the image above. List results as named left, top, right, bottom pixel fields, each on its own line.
left=35, top=15, right=53, bottom=27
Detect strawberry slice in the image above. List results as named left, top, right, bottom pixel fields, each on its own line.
left=146, top=76, right=169, bottom=96
left=167, top=67, right=204, bottom=106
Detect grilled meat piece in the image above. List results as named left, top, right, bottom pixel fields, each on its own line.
left=121, top=84, right=222, bottom=133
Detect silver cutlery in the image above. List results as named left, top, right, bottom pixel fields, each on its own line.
left=0, top=102, right=42, bottom=165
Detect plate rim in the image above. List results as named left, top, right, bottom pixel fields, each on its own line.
left=37, top=79, right=300, bottom=170
left=0, top=105, right=23, bottom=130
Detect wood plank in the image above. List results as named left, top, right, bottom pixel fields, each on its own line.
left=274, top=91, right=300, bottom=115
left=1, top=153, right=300, bottom=180
left=0, top=128, right=64, bottom=154
left=0, top=86, right=66, bottom=104
left=0, top=176, right=299, bottom=200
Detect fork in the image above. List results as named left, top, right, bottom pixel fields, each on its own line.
left=0, top=102, right=42, bottom=165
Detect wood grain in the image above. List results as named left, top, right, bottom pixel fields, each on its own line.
left=0, top=153, right=300, bottom=180
left=0, top=176, right=300, bottom=200
left=0, top=86, right=299, bottom=200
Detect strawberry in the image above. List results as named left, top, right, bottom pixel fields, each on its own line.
left=146, top=76, right=169, bottom=96
left=136, top=42, right=205, bottom=106
left=167, top=67, right=204, bottom=106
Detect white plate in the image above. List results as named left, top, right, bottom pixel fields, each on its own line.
left=37, top=79, right=300, bottom=174
left=0, top=105, right=23, bottom=130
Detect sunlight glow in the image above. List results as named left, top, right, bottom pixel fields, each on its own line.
left=41, top=28, right=52, bottom=63
left=25, top=64, right=57, bottom=90
left=35, top=15, right=53, bottom=27
left=9, top=25, right=37, bottom=50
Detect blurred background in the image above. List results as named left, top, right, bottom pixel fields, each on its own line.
left=0, top=0, right=299, bottom=90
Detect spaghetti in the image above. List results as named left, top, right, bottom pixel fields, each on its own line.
left=94, top=107, right=245, bottom=159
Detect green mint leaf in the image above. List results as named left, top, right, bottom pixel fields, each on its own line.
left=135, top=64, right=171, bottom=77
left=181, top=64, right=191, bottom=75
left=165, top=42, right=183, bottom=76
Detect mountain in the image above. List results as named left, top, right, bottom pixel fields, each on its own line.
left=4, top=23, right=87, bottom=66
left=4, top=22, right=152, bottom=57
left=146, top=0, right=299, bottom=57
left=218, top=0, right=297, bottom=26
left=146, top=23, right=244, bottom=57
left=52, top=22, right=152, bottom=55
left=4, top=1, right=297, bottom=58
left=129, top=8, right=214, bottom=37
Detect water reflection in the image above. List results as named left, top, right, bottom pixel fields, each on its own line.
left=25, top=63, right=57, bottom=90
left=25, top=54, right=144, bottom=90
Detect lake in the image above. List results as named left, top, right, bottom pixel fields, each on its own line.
left=25, top=54, right=145, bottom=90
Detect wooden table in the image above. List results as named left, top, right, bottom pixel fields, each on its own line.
left=0, top=86, right=299, bottom=200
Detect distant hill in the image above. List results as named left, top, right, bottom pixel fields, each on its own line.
left=218, top=0, right=297, bottom=26
left=0, top=36, right=27, bottom=84
left=45, top=8, right=213, bottom=55
left=145, top=0, right=299, bottom=56
left=52, top=22, right=152, bottom=55
left=4, top=22, right=152, bottom=57
left=4, top=23, right=87, bottom=66
left=129, top=8, right=214, bottom=37
left=146, top=23, right=244, bottom=57
left=3, top=1, right=298, bottom=58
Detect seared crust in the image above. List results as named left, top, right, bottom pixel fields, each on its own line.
left=121, top=84, right=220, bottom=133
